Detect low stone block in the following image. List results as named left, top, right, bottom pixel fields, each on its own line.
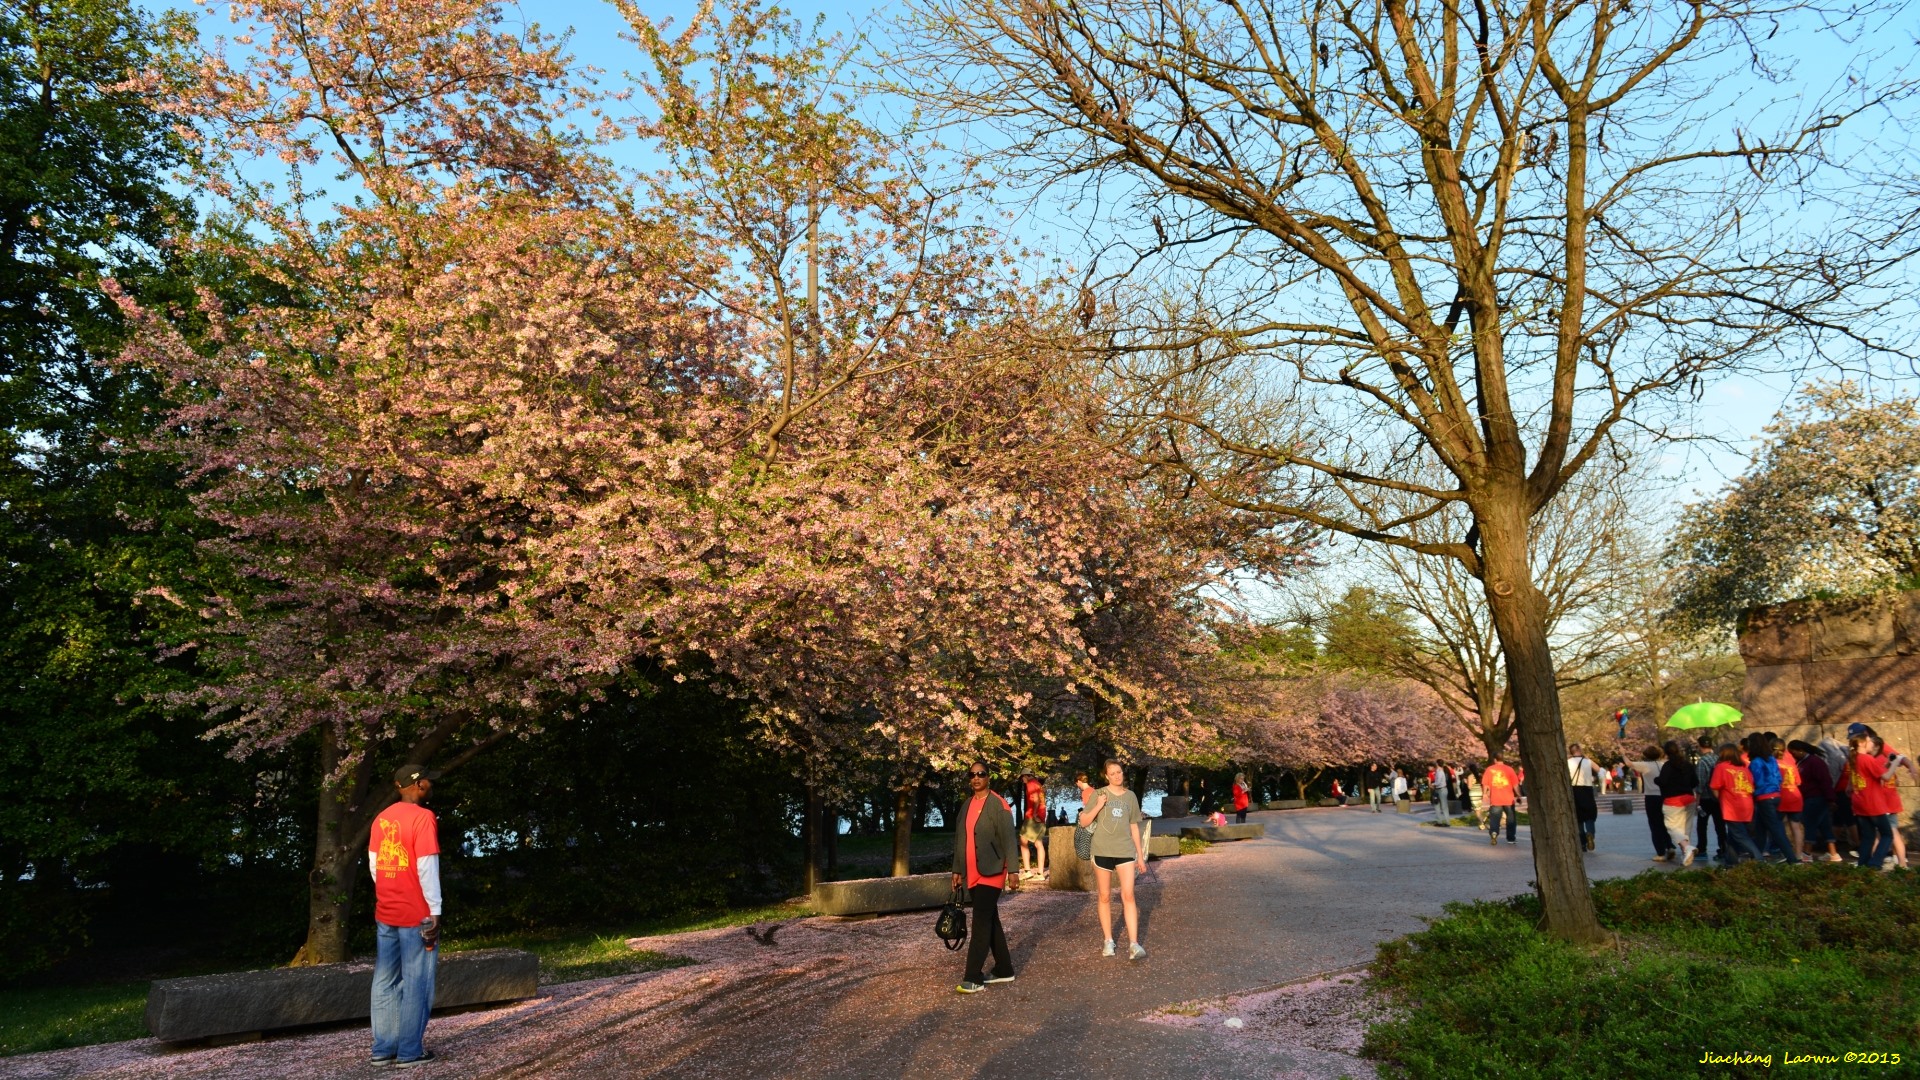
left=145, top=948, right=537, bottom=1043
left=1048, top=825, right=1093, bottom=891
left=1265, top=799, right=1308, bottom=810
left=1147, top=834, right=1180, bottom=859
left=1179, top=824, right=1264, bottom=842
left=1611, top=798, right=1634, bottom=815
left=812, top=872, right=954, bottom=916
left=1317, top=798, right=1345, bottom=807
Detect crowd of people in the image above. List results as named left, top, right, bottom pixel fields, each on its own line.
left=1611, top=722, right=1917, bottom=870
left=948, top=724, right=1916, bottom=994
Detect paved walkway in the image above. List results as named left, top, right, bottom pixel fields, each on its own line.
left=2, top=804, right=1684, bottom=1080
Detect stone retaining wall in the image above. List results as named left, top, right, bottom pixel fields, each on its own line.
left=1739, top=593, right=1920, bottom=837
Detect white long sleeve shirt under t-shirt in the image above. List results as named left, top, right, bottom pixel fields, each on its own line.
left=370, top=853, right=442, bottom=917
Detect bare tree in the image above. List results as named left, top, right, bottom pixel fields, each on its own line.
left=1361, top=468, right=1659, bottom=759
left=908, top=0, right=1918, bottom=940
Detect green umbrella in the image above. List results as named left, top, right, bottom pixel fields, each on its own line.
left=1665, top=702, right=1742, bottom=730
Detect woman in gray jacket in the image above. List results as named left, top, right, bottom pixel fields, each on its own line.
left=952, top=761, right=1019, bottom=993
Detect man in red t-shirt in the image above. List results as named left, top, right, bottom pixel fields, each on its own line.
left=1018, top=774, right=1049, bottom=880
left=1481, top=757, right=1521, bottom=846
left=368, top=764, right=442, bottom=1067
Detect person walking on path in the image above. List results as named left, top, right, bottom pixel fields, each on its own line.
left=1789, top=739, right=1840, bottom=861
left=1845, top=732, right=1897, bottom=871
left=1746, top=735, right=1800, bottom=864
left=1624, top=747, right=1671, bottom=860
left=1655, top=741, right=1698, bottom=867
left=1693, top=736, right=1726, bottom=865
left=1080, top=759, right=1148, bottom=960
left=1431, top=762, right=1452, bottom=826
left=1710, top=744, right=1762, bottom=864
left=952, top=761, right=1019, bottom=993
left=1367, top=763, right=1383, bottom=812
left=1390, top=768, right=1409, bottom=812
left=369, top=764, right=443, bottom=1069
left=1018, top=773, right=1048, bottom=880
left=1481, top=757, right=1520, bottom=845
left=1566, top=745, right=1602, bottom=852
left=1231, top=773, right=1251, bottom=824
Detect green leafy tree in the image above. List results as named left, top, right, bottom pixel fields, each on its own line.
left=1669, top=382, right=1920, bottom=630
left=0, top=0, right=259, bottom=978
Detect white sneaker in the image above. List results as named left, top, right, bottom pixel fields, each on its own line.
left=1101, top=939, right=1115, bottom=957
left=1681, top=844, right=1695, bottom=867
left=1129, top=942, right=1147, bottom=961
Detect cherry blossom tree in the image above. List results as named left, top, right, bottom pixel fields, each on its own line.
left=1668, top=382, right=1920, bottom=630
left=114, top=0, right=1306, bottom=960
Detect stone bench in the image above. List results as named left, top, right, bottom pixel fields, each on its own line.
left=1180, top=823, right=1264, bottom=842
left=812, top=872, right=954, bottom=916
left=1263, top=799, right=1309, bottom=810
left=1612, top=798, right=1635, bottom=815
left=145, top=948, right=538, bottom=1044
left=1146, top=834, right=1180, bottom=859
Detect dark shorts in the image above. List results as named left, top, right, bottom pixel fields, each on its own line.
left=1092, top=854, right=1134, bottom=871
left=1784, top=810, right=1803, bottom=823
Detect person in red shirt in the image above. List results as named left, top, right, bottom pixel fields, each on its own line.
left=368, top=764, right=443, bottom=1067
left=1847, top=733, right=1897, bottom=870
left=1018, top=773, right=1049, bottom=880
left=951, top=761, right=1018, bottom=992
left=1481, top=756, right=1520, bottom=845
left=1774, top=735, right=1805, bottom=858
left=1231, top=772, right=1251, bottom=824
left=1709, top=744, right=1761, bottom=864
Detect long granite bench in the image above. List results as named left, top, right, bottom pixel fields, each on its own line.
left=1180, top=823, right=1265, bottom=842
left=1146, top=834, right=1180, bottom=858
left=812, top=872, right=953, bottom=916
left=145, top=947, right=538, bottom=1043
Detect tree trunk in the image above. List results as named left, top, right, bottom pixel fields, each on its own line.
left=824, top=800, right=839, bottom=872
left=801, top=783, right=820, bottom=896
left=291, top=739, right=383, bottom=966
left=1479, top=508, right=1608, bottom=945
left=891, top=786, right=913, bottom=877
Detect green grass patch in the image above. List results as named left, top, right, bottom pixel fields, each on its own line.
left=1362, top=864, right=1920, bottom=1080
left=0, top=982, right=149, bottom=1057
left=1179, top=836, right=1213, bottom=855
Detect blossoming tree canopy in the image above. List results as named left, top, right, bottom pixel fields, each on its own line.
left=109, top=0, right=1309, bottom=962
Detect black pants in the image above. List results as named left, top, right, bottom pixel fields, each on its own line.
left=964, top=884, right=1012, bottom=983
left=1644, top=794, right=1670, bottom=855
left=1572, top=786, right=1598, bottom=841
left=1234, top=808, right=1247, bottom=823
left=1697, top=794, right=1727, bottom=856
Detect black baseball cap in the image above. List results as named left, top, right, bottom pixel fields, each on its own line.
left=393, top=764, right=441, bottom=787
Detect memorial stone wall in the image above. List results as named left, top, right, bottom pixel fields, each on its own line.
left=1738, top=591, right=1920, bottom=837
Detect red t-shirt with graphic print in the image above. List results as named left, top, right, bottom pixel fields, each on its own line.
left=1711, top=761, right=1755, bottom=823
left=369, top=801, right=440, bottom=927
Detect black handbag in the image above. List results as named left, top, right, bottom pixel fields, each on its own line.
left=935, top=885, right=968, bottom=950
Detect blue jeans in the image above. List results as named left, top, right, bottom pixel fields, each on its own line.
left=1486, top=804, right=1516, bottom=841
left=371, top=920, right=438, bottom=1062
left=1753, top=799, right=1799, bottom=863
left=1723, top=820, right=1762, bottom=863
left=1859, top=813, right=1896, bottom=869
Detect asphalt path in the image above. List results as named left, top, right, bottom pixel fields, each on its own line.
left=2, top=800, right=1688, bottom=1080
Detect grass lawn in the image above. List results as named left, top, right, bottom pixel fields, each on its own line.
left=0, top=898, right=817, bottom=1059
left=1363, top=863, right=1920, bottom=1079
